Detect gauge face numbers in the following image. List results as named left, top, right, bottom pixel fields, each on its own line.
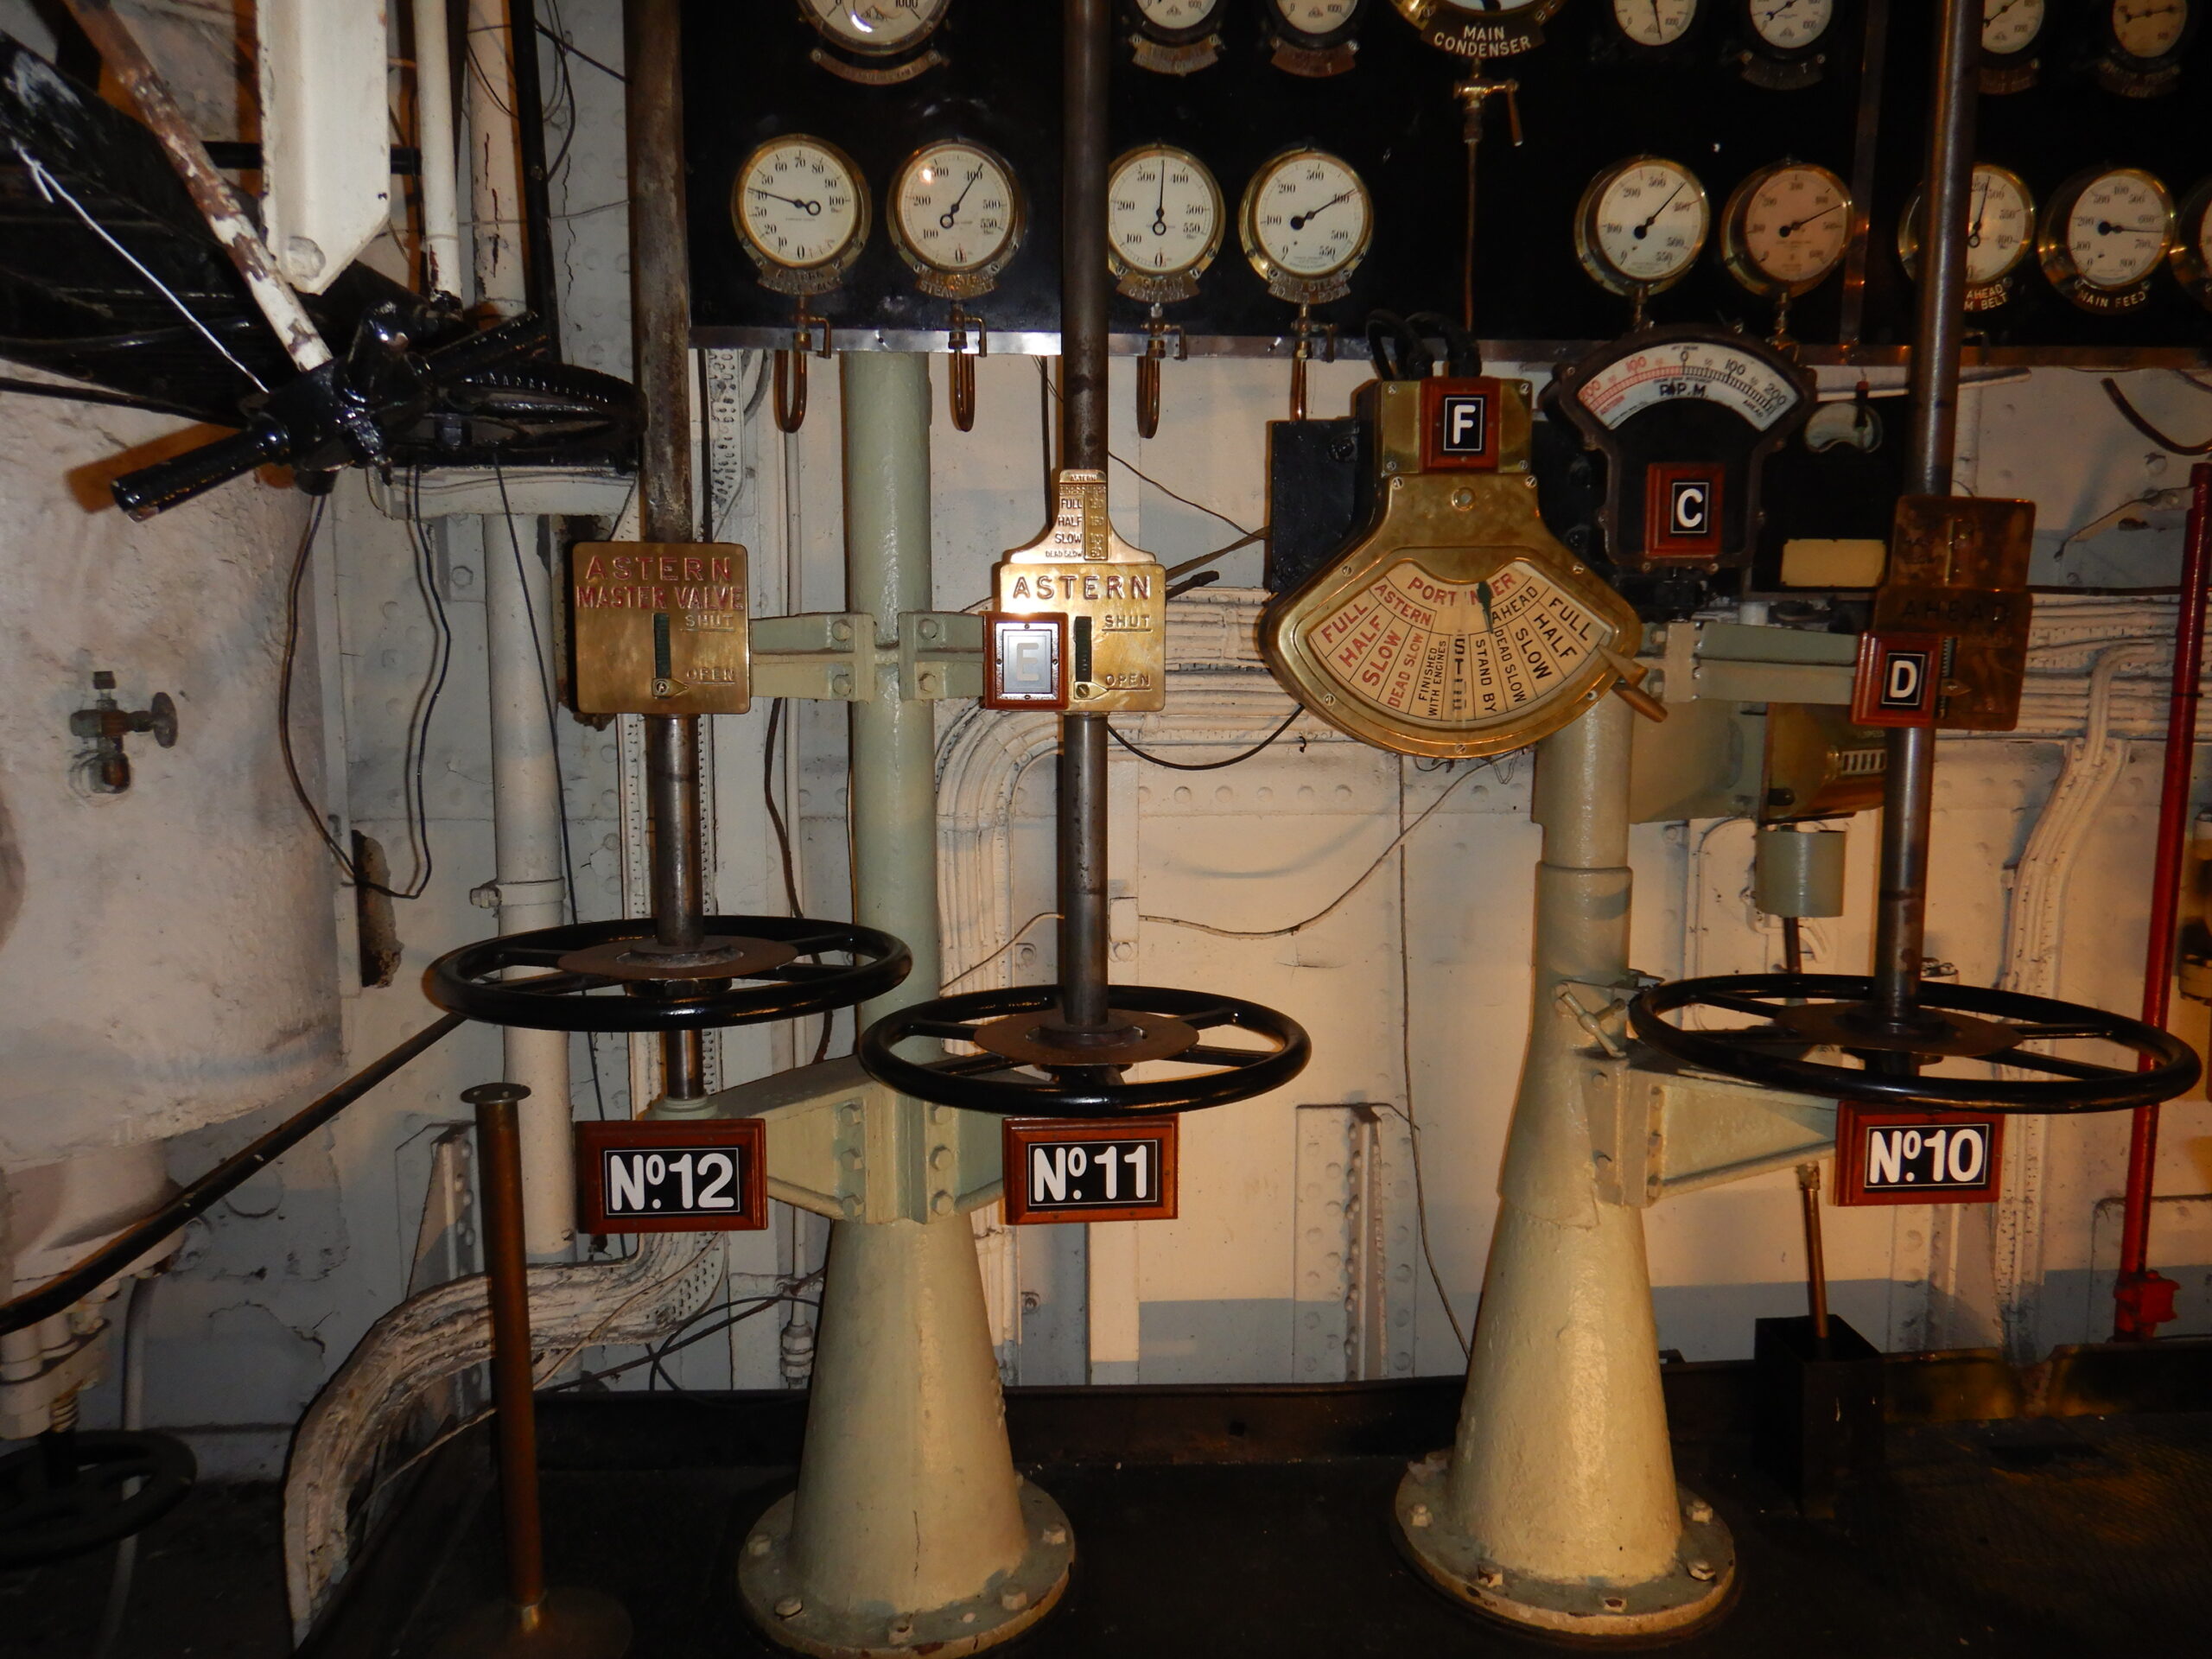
left=1394, top=0, right=1563, bottom=60
left=889, top=142, right=1025, bottom=299
left=1135, top=0, right=1225, bottom=32
left=802, top=0, right=949, bottom=54
left=1613, top=0, right=1701, bottom=48
left=2109, top=0, right=2191, bottom=59
left=732, top=137, right=869, bottom=295
left=1576, top=158, right=1711, bottom=297
left=1272, top=0, right=1364, bottom=40
left=2041, top=167, right=2173, bottom=311
left=1745, top=0, right=1834, bottom=50
left=2173, top=179, right=2212, bottom=309
left=1109, top=146, right=1224, bottom=302
left=1573, top=339, right=1803, bottom=432
left=1131, top=0, right=1227, bottom=70
left=1898, top=165, right=2034, bottom=309
left=1241, top=149, right=1373, bottom=302
left=1311, top=558, right=1616, bottom=732
left=1723, top=162, right=1852, bottom=296
left=1982, top=0, right=2045, bottom=55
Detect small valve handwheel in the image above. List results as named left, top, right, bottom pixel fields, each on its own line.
left=0, top=1431, right=195, bottom=1567
left=426, top=916, right=911, bottom=1033
left=858, top=984, right=1311, bottom=1116
left=1629, top=974, right=2200, bottom=1114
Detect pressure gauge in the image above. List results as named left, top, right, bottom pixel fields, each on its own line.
left=1897, top=163, right=2034, bottom=311
left=1264, top=0, right=1367, bottom=75
left=1241, top=147, right=1374, bottom=302
left=1109, top=145, right=1224, bottom=302
left=888, top=141, right=1025, bottom=301
left=1391, top=0, right=1563, bottom=60
left=2171, top=177, right=2212, bottom=310
left=1128, top=0, right=1227, bottom=74
left=1736, top=0, right=1836, bottom=86
left=2097, top=0, right=2196, bottom=94
left=2038, top=166, right=2174, bottom=313
left=1980, top=0, right=2047, bottom=92
left=801, top=0, right=949, bottom=55
left=1721, top=162, right=1851, bottom=296
left=731, top=136, right=870, bottom=297
left=1575, top=157, right=1711, bottom=299
left=1612, top=0, right=1702, bottom=49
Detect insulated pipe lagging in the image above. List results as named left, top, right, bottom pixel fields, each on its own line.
left=410, top=0, right=462, bottom=298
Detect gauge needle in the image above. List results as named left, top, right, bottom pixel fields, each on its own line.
left=938, top=163, right=985, bottom=231
left=1289, top=190, right=1352, bottom=231
left=750, top=187, right=823, bottom=217
left=1633, top=182, right=1685, bottom=239
left=1760, top=0, right=1801, bottom=23
left=1967, top=180, right=1989, bottom=249
left=2096, top=219, right=2163, bottom=236
left=1153, top=167, right=1168, bottom=238
left=1778, top=203, right=1842, bottom=238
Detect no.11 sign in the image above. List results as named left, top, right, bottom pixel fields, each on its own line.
left=1001, top=1117, right=1179, bottom=1225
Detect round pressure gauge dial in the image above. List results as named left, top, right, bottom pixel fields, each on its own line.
left=1745, top=0, right=1835, bottom=51
left=1271, top=0, right=1364, bottom=39
left=2171, top=177, right=2212, bottom=309
left=1109, top=144, right=1224, bottom=301
left=888, top=141, right=1026, bottom=300
left=732, top=136, right=870, bottom=296
left=1721, top=161, right=1852, bottom=296
left=2040, top=166, right=2174, bottom=310
left=2108, top=0, right=2192, bottom=59
left=1134, top=0, right=1226, bottom=34
left=1982, top=0, right=2046, bottom=55
left=801, top=0, right=950, bottom=56
left=1576, top=156, right=1711, bottom=296
left=1898, top=163, right=2034, bottom=306
left=1241, top=147, right=1374, bottom=302
left=1614, top=0, right=1701, bottom=47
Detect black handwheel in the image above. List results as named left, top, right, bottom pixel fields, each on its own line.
left=1628, top=974, right=2200, bottom=1114
left=425, top=915, right=910, bottom=1033
left=857, top=984, right=1310, bottom=1116
left=0, top=1430, right=196, bottom=1567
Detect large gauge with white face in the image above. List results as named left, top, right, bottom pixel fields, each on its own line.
left=1576, top=156, right=1711, bottom=296
left=1721, top=161, right=1852, bottom=296
left=1982, top=0, right=2046, bottom=54
left=800, top=0, right=950, bottom=54
left=731, top=136, right=870, bottom=296
left=1898, top=163, right=2035, bottom=308
left=1241, top=147, right=1374, bottom=301
left=888, top=140, right=1026, bottom=299
left=1613, top=0, right=1702, bottom=48
left=2040, top=166, right=2174, bottom=311
left=1109, top=145, right=1224, bottom=302
left=2172, top=177, right=2212, bottom=310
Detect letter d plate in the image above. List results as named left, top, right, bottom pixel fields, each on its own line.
left=571, top=541, right=751, bottom=715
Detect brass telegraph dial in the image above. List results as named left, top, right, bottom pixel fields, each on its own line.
left=1262, top=378, right=1643, bottom=760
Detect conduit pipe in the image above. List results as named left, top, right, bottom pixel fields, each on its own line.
left=411, top=0, right=462, bottom=299
left=2114, top=460, right=2212, bottom=1339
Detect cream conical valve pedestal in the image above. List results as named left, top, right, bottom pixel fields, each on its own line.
left=1393, top=697, right=1735, bottom=1639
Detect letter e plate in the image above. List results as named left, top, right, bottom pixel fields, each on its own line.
left=571, top=541, right=751, bottom=715
left=1002, top=1116, right=1179, bottom=1224
left=1832, top=1107, right=2003, bottom=1206
left=575, top=1119, right=768, bottom=1231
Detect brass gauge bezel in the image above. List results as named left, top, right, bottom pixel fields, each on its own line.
left=1268, top=0, right=1371, bottom=48
left=1980, top=0, right=2048, bottom=93
left=1608, top=0, right=1706, bottom=54
left=730, top=135, right=872, bottom=298
left=2037, top=165, right=2174, bottom=314
left=798, top=0, right=950, bottom=59
left=1719, top=160, right=1853, bottom=299
left=1108, top=144, right=1226, bottom=304
left=2170, top=176, right=2212, bottom=310
left=2095, top=0, right=2197, bottom=96
left=1392, top=0, right=1564, bottom=59
left=1127, top=0, right=1230, bottom=46
left=1574, top=156, right=1712, bottom=299
left=887, top=139, right=1028, bottom=302
left=1240, top=146, right=1375, bottom=304
left=1897, top=163, right=2035, bottom=310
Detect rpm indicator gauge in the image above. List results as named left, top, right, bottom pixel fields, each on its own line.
left=1576, top=156, right=1711, bottom=296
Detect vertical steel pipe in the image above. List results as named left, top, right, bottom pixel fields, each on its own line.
left=1872, top=0, right=1979, bottom=1027
left=626, top=0, right=707, bottom=1096
left=468, top=1084, right=548, bottom=1619
left=1056, top=0, right=1113, bottom=1032
left=2115, top=461, right=2212, bottom=1338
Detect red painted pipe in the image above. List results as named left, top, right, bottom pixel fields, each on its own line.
left=2114, top=461, right=2212, bottom=1340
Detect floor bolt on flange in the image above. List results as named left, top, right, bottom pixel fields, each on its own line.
left=1688, top=1560, right=1717, bottom=1582
left=776, top=1599, right=804, bottom=1619
left=998, top=1589, right=1028, bottom=1611
left=1476, top=1564, right=1504, bottom=1589
left=1409, top=1504, right=1433, bottom=1529
left=1603, top=1596, right=1628, bottom=1612
left=749, top=1535, right=772, bottom=1557
left=1685, top=1497, right=1713, bottom=1523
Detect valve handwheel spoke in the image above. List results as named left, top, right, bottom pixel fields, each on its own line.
left=426, top=915, right=911, bottom=1033
left=1628, top=973, right=2199, bottom=1114
left=859, top=984, right=1311, bottom=1117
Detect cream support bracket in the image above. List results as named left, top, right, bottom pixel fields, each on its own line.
left=1643, top=620, right=1860, bottom=707
left=748, top=611, right=984, bottom=703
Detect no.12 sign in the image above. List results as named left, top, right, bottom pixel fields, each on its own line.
left=1833, top=1106, right=2004, bottom=1206
left=575, top=1119, right=768, bottom=1232
left=1002, top=1117, right=1179, bottom=1225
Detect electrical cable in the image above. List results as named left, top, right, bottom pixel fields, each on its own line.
left=1033, top=359, right=1257, bottom=538
left=943, top=910, right=1058, bottom=993
left=2101, top=376, right=2212, bottom=455
left=1107, top=702, right=1303, bottom=772
left=1140, top=759, right=1498, bottom=938
left=535, top=17, right=625, bottom=81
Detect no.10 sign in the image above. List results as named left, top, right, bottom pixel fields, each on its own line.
left=1833, top=1107, right=2004, bottom=1206
left=1001, top=1117, right=1179, bottom=1225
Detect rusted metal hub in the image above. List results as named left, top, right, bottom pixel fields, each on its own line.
left=969, top=1009, right=1199, bottom=1069
left=556, top=935, right=797, bottom=982
left=1770, top=1000, right=2020, bottom=1059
